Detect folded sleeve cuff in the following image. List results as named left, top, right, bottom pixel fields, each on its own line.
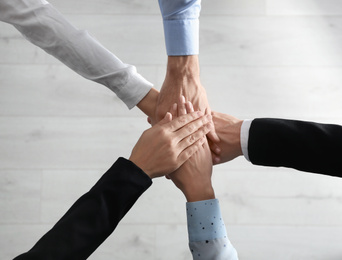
left=113, top=67, right=153, bottom=109
left=241, top=119, right=253, bottom=162
left=163, top=19, right=199, bottom=56
left=186, top=199, right=227, bottom=242
left=189, top=237, right=239, bottom=260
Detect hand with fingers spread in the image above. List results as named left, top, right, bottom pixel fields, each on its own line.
left=167, top=96, right=215, bottom=202
left=129, top=109, right=213, bottom=179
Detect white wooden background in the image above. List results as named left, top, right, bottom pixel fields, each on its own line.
left=1, top=0, right=342, bottom=259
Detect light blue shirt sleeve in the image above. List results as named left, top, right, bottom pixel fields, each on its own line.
left=186, top=199, right=239, bottom=260
left=158, top=0, right=201, bottom=56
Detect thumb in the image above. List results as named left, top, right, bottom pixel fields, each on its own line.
left=147, top=117, right=152, bottom=125
left=157, top=112, right=172, bottom=126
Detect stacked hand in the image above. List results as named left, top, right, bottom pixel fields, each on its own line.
left=154, top=56, right=219, bottom=145
left=209, top=111, right=243, bottom=165
left=166, top=96, right=215, bottom=202
left=130, top=107, right=213, bottom=179
left=134, top=54, right=244, bottom=201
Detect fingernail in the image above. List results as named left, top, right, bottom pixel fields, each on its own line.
left=173, top=103, right=177, bottom=111
left=181, top=95, right=186, bottom=103
left=188, top=101, right=193, bottom=111
left=189, top=101, right=194, bottom=111
left=206, top=114, right=212, bottom=120
left=215, top=147, right=221, bottom=154
left=215, top=157, right=220, bottom=163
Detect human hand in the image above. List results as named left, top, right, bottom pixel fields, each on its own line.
left=154, top=56, right=219, bottom=144
left=129, top=109, right=213, bottom=179
left=167, top=96, right=215, bottom=202
left=209, top=111, right=243, bottom=165
left=136, top=88, right=159, bottom=121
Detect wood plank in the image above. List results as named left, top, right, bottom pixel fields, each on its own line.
left=47, top=0, right=266, bottom=16
left=267, top=0, right=342, bottom=16
left=201, top=66, right=342, bottom=119
left=200, top=16, right=342, bottom=66
left=89, top=224, right=156, bottom=260
left=38, top=168, right=342, bottom=226
left=3, top=224, right=342, bottom=260
left=213, top=166, right=342, bottom=198
left=0, top=15, right=166, bottom=65
left=229, top=226, right=342, bottom=260
left=3, top=15, right=342, bottom=67
left=0, top=64, right=158, bottom=117
left=0, top=170, right=41, bottom=224
left=0, top=224, right=52, bottom=259
left=0, top=117, right=147, bottom=169
left=48, top=0, right=159, bottom=15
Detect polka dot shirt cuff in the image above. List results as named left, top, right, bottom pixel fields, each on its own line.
left=186, top=199, right=227, bottom=242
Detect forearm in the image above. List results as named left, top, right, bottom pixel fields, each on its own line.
left=0, top=0, right=152, bottom=109
left=170, top=140, right=215, bottom=203
left=248, top=118, right=342, bottom=176
left=182, top=177, right=215, bottom=203
left=14, top=158, right=152, bottom=260
left=136, top=88, right=159, bottom=118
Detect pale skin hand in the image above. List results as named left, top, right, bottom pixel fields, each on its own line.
left=136, top=88, right=159, bottom=120
left=208, top=111, right=243, bottom=165
left=129, top=110, right=213, bottom=179
left=167, top=96, right=215, bottom=202
left=154, top=56, right=219, bottom=143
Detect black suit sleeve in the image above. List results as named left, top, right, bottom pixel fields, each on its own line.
left=248, top=118, right=342, bottom=178
left=14, top=157, right=152, bottom=260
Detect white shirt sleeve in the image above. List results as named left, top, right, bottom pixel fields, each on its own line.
left=0, top=0, right=153, bottom=109
left=240, top=119, right=253, bottom=162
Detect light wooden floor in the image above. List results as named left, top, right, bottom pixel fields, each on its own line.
left=1, top=1, right=342, bottom=259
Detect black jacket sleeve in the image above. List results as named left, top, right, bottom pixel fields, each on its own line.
left=248, top=118, right=342, bottom=178
left=14, top=157, right=152, bottom=260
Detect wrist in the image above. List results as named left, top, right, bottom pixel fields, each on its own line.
left=136, top=88, right=159, bottom=119
left=234, top=120, right=244, bottom=157
left=166, top=55, right=200, bottom=79
left=183, top=185, right=215, bottom=202
left=129, top=156, right=155, bottom=179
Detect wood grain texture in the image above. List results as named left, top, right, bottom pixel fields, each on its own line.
left=1, top=0, right=342, bottom=259
left=267, top=0, right=342, bottom=15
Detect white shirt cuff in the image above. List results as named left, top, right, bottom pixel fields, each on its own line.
left=240, top=119, right=253, bottom=162
left=114, top=67, right=153, bottom=109
left=186, top=199, right=227, bottom=242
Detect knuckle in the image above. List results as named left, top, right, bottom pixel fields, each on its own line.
left=204, top=122, right=213, bottom=132
left=159, top=128, right=170, bottom=140
left=186, top=124, right=195, bottom=133
left=182, top=149, right=192, bottom=160
left=165, top=138, right=174, bottom=148
left=199, top=127, right=207, bottom=136
left=188, top=134, right=196, bottom=144
left=201, top=116, right=209, bottom=124
left=178, top=116, right=187, bottom=124
left=190, top=112, right=197, bottom=120
left=170, top=153, right=179, bottom=164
